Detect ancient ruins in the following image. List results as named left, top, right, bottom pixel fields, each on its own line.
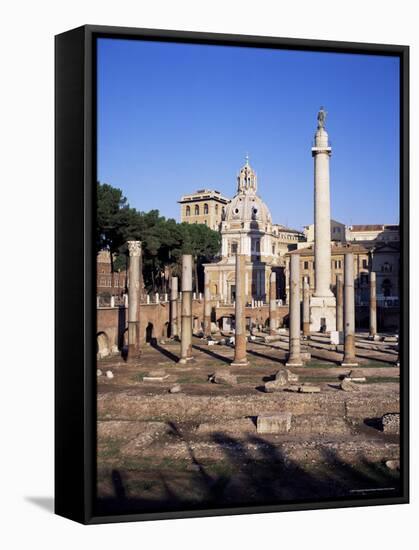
left=96, top=110, right=400, bottom=513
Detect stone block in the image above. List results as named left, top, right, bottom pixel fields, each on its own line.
left=299, top=385, right=320, bottom=393
left=286, top=370, right=299, bottom=383
left=274, top=369, right=289, bottom=384
left=348, top=369, right=366, bottom=382
left=106, top=370, right=114, bottom=379
left=382, top=413, right=400, bottom=434
left=210, top=369, right=237, bottom=386
left=169, top=384, right=182, bottom=394
left=257, top=413, right=292, bottom=434
left=385, top=460, right=400, bottom=471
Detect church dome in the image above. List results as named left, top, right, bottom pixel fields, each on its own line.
left=223, top=157, right=272, bottom=225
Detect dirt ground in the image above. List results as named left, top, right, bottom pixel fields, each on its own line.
left=96, top=335, right=401, bottom=515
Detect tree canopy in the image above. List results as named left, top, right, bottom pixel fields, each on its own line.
left=97, top=182, right=221, bottom=292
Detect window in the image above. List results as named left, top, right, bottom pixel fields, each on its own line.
left=334, top=260, right=342, bottom=269
left=204, top=203, right=209, bottom=214
left=195, top=205, right=200, bottom=216
left=185, top=205, right=191, bottom=217
left=231, top=242, right=238, bottom=254
left=360, top=273, right=369, bottom=285
left=362, top=258, right=368, bottom=268
left=272, top=245, right=276, bottom=255
left=215, top=204, right=219, bottom=214
left=304, top=261, right=309, bottom=270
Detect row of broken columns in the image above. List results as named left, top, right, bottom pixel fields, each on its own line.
left=288, top=252, right=378, bottom=368
left=169, top=253, right=249, bottom=366
left=126, top=241, right=196, bottom=364
left=127, top=241, right=377, bottom=368
left=126, top=243, right=251, bottom=366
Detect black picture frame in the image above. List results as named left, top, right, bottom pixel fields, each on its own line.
left=55, top=24, right=409, bottom=525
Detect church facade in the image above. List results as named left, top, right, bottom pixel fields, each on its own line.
left=202, top=157, right=303, bottom=304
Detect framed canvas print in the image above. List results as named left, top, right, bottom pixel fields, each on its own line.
left=55, top=25, right=409, bottom=524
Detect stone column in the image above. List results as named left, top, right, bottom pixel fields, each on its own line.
left=231, top=254, right=248, bottom=366
left=336, top=273, right=344, bottom=333
left=179, top=255, right=193, bottom=364
left=204, top=270, right=212, bottom=337
left=170, top=276, right=178, bottom=338
left=286, top=254, right=303, bottom=366
left=309, top=110, right=336, bottom=331
left=313, top=124, right=333, bottom=298
left=342, top=252, right=358, bottom=366
left=127, top=240, right=141, bottom=359
left=177, top=293, right=182, bottom=338
left=369, top=271, right=377, bottom=339
left=303, top=276, right=310, bottom=337
left=269, top=272, right=277, bottom=335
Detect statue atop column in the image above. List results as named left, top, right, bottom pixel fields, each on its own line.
left=317, top=106, right=327, bottom=129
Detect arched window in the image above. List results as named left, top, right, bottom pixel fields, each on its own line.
left=215, top=204, right=219, bottom=214
left=204, top=203, right=209, bottom=214
left=195, top=204, right=200, bottom=216
left=185, top=205, right=191, bottom=217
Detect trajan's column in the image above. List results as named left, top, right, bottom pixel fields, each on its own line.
left=310, top=107, right=336, bottom=332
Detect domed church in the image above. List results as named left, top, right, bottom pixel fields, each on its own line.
left=204, top=156, right=297, bottom=304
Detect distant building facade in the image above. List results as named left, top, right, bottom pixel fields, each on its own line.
left=179, top=189, right=230, bottom=230
left=203, top=158, right=304, bottom=303
left=346, top=224, right=399, bottom=243
left=303, top=219, right=346, bottom=244
left=285, top=241, right=399, bottom=307
left=299, top=221, right=400, bottom=304
left=97, top=250, right=127, bottom=297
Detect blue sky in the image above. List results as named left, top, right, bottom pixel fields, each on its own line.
left=97, top=38, right=400, bottom=230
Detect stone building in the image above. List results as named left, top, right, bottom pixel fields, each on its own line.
left=97, top=250, right=127, bottom=298
left=203, top=157, right=303, bottom=304
left=178, top=189, right=230, bottom=231
left=303, top=219, right=346, bottom=245
left=346, top=224, right=399, bottom=243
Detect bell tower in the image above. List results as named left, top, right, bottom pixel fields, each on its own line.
left=237, top=154, right=257, bottom=195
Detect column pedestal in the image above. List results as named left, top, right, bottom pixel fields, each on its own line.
left=309, top=295, right=336, bottom=332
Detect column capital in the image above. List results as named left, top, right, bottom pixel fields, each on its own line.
left=127, top=240, right=142, bottom=257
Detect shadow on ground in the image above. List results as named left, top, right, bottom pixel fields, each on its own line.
left=96, top=422, right=401, bottom=516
